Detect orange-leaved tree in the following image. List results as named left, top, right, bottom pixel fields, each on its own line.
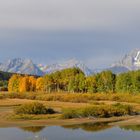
left=19, top=76, right=30, bottom=92
left=36, top=77, right=45, bottom=91
left=8, top=74, right=21, bottom=92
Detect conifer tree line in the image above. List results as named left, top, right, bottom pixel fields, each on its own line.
left=8, top=68, right=140, bottom=94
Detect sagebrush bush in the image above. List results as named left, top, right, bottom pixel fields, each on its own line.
left=15, top=102, right=55, bottom=115
left=61, top=109, right=81, bottom=119
left=62, top=104, right=136, bottom=119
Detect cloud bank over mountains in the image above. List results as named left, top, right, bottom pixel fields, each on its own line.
left=0, top=0, right=140, bottom=31
left=0, top=0, right=140, bottom=69
left=0, top=49, right=140, bottom=76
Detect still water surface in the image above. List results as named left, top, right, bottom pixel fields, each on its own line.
left=0, top=123, right=140, bottom=140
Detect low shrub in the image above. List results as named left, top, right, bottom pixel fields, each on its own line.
left=62, top=104, right=136, bottom=119
left=15, top=102, right=55, bottom=115
left=61, top=109, right=81, bottom=119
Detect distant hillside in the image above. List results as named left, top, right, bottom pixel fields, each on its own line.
left=0, top=70, right=39, bottom=81
left=0, top=71, right=13, bottom=81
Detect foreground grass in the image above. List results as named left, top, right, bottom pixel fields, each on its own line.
left=1, top=92, right=140, bottom=104
left=0, top=92, right=140, bottom=127
left=0, top=99, right=90, bottom=122
left=10, top=114, right=61, bottom=120
left=0, top=100, right=139, bottom=119
left=0, top=99, right=131, bottom=127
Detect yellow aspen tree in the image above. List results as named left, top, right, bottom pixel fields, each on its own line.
left=19, top=76, right=30, bottom=92
left=36, top=77, right=45, bottom=91
left=29, top=76, right=37, bottom=91
left=8, top=74, right=21, bottom=92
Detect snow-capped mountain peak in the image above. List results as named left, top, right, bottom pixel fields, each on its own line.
left=134, top=51, right=140, bottom=67
left=0, top=58, right=93, bottom=76
left=109, top=49, right=140, bottom=73
left=0, top=58, right=44, bottom=76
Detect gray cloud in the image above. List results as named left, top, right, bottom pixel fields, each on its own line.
left=1, top=0, right=140, bottom=30
left=0, top=0, right=140, bottom=69
left=0, top=29, right=138, bottom=69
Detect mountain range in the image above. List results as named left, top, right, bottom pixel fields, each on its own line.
left=37, top=59, right=92, bottom=76
left=0, top=49, right=140, bottom=76
left=0, top=58, right=44, bottom=76
left=0, top=58, right=92, bottom=76
left=108, top=49, right=140, bottom=73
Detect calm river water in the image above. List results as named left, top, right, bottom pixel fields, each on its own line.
left=0, top=123, right=140, bottom=140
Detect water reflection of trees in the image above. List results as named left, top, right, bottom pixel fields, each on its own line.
left=62, top=122, right=112, bottom=132
left=20, top=126, right=46, bottom=133
left=120, top=125, right=140, bottom=132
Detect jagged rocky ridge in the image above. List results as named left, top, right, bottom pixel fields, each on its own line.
left=38, top=59, right=92, bottom=76
left=0, top=58, right=92, bottom=76
left=1, top=49, right=140, bottom=76
left=0, top=58, right=44, bottom=76
left=108, top=49, right=140, bottom=73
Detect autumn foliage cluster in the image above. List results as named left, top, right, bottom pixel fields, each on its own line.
left=8, top=75, right=38, bottom=92
left=7, top=68, right=140, bottom=94
left=8, top=68, right=86, bottom=93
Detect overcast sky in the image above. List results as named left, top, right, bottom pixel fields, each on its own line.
left=0, top=0, right=140, bottom=68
